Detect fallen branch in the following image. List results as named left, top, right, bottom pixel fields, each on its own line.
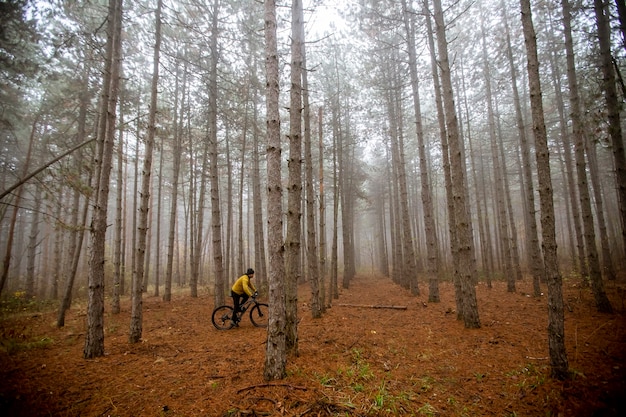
left=237, top=383, right=308, bottom=394
left=336, top=303, right=407, bottom=310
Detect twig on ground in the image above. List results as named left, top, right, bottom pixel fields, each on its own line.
left=336, top=303, right=407, bottom=310
left=237, top=383, right=308, bottom=394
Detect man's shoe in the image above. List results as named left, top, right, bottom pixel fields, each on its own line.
left=231, top=319, right=239, bottom=327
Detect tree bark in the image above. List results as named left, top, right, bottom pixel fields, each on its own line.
left=209, top=0, right=225, bottom=308
left=520, top=0, right=569, bottom=379
left=264, top=0, right=287, bottom=381
left=84, top=0, right=122, bottom=358
left=432, top=0, right=480, bottom=329
left=562, top=0, right=613, bottom=312
left=480, top=12, right=514, bottom=292
left=595, top=0, right=626, bottom=257
left=130, top=0, right=161, bottom=344
left=500, top=0, right=543, bottom=294
left=405, top=0, right=440, bottom=302
left=285, top=0, right=303, bottom=355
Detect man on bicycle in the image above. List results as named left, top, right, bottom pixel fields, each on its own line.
left=231, top=268, right=257, bottom=326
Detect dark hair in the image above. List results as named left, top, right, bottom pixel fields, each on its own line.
left=246, top=268, right=255, bottom=275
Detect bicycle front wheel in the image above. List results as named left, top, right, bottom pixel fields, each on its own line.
left=249, top=303, right=269, bottom=328
left=212, top=305, right=235, bottom=330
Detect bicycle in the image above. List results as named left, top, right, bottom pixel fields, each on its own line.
left=211, top=296, right=269, bottom=330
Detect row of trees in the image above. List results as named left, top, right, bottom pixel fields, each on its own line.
left=0, top=0, right=623, bottom=379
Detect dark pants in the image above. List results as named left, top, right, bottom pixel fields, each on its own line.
left=231, top=291, right=249, bottom=321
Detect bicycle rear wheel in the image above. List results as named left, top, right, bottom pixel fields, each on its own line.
left=249, top=303, right=269, bottom=328
left=212, top=305, right=235, bottom=330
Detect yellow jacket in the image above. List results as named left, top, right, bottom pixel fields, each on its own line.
left=232, top=274, right=256, bottom=296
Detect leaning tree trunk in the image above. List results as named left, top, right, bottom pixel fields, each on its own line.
left=520, top=0, right=569, bottom=380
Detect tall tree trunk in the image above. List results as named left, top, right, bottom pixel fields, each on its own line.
left=595, top=0, right=626, bottom=257
left=405, top=0, right=439, bottom=301
left=520, top=0, right=569, bottom=379
left=285, top=0, right=303, bottom=355
left=57, top=136, right=92, bottom=327
left=549, top=42, right=587, bottom=278
left=501, top=0, right=543, bottom=294
left=130, top=0, right=161, bottom=344
left=251, top=63, right=267, bottom=289
left=615, top=0, right=626, bottom=50
left=562, top=0, right=613, bottom=312
left=112, top=95, right=124, bottom=314
left=264, top=0, right=287, bottom=381
left=480, top=13, right=514, bottom=292
left=391, top=55, right=419, bottom=295
left=301, top=15, right=321, bottom=318
left=209, top=0, right=225, bottom=307
left=432, top=0, right=480, bottom=328
left=25, top=184, right=42, bottom=298
left=84, top=0, right=122, bottom=358
left=0, top=113, right=38, bottom=296
left=424, top=0, right=460, bottom=307
left=496, top=104, right=523, bottom=285
left=330, top=103, right=340, bottom=301
left=586, top=137, right=616, bottom=281
left=166, top=54, right=183, bottom=299
left=318, top=107, right=327, bottom=309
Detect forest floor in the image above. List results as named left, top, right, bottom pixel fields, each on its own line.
left=0, top=272, right=625, bottom=417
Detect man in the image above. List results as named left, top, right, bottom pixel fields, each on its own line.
left=231, top=268, right=257, bottom=326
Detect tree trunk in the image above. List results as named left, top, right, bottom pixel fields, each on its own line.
left=595, top=0, right=626, bottom=257
left=0, top=113, right=38, bottom=297
left=330, top=104, right=340, bottom=301
left=480, top=13, right=514, bottom=292
left=424, top=0, right=460, bottom=309
left=209, top=0, right=225, bottom=308
left=166, top=53, right=183, bottom=300
left=318, top=106, right=327, bottom=309
left=25, top=184, right=42, bottom=298
left=501, top=0, right=543, bottom=295
left=84, top=0, right=122, bottom=358
left=285, top=0, right=303, bottom=355
left=130, top=0, right=161, bottom=344
left=432, top=0, right=480, bottom=328
left=562, top=0, right=613, bottom=313
left=251, top=61, right=267, bottom=289
left=57, top=150, right=91, bottom=327
left=112, top=94, right=124, bottom=314
left=520, top=0, right=569, bottom=379
left=406, top=0, right=440, bottom=301
left=301, top=12, right=321, bottom=319
left=263, top=0, right=287, bottom=381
